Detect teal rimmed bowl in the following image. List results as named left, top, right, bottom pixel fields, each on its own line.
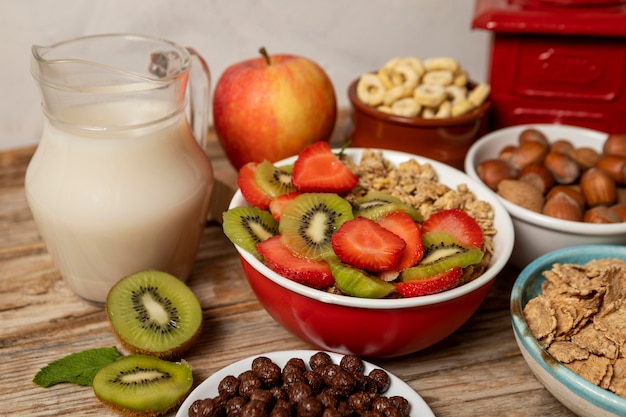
left=511, top=244, right=626, bottom=417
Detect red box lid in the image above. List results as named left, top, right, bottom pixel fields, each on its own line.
left=472, top=0, right=626, bottom=37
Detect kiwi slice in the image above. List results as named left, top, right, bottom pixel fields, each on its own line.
left=328, top=257, right=396, bottom=299
left=93, top=354, right=193, bottom=417
left=400, top=231, right=484, bottom=281
left=105, top=270, right=203, bottom=360
left=353, top=191, right=423, bottom=222
left=254, top=159, right=297, bottom=198
left=279, top=193, right=354, bottom=260
left=222, top=206, right=279, bottom=259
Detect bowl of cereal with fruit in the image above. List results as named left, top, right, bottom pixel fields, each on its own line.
left=222, top=143, right=514, bottom=358
left=465, top=124, right=626, bottom=270
left=346, top=56, right=492, bottom=171
left=511, top=244, right=626, bottom=417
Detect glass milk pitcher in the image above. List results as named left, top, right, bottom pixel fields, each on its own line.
left=26, top=34, right=214, bottom=304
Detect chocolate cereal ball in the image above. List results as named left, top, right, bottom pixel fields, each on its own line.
left=219, top=375, right=241, bottom=399
left=309, top=352, right=333, bottom=372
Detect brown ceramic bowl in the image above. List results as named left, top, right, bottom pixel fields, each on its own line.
left=347, top=78, right=491, bottom=170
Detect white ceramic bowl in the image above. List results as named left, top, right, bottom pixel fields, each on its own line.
left=228, top=148, right=515, bottom=358
left=511, top=244, right=626, bottom=417
left=176, top=350, right=436, bottom=417
left=465, top=123, right=626, bottom=270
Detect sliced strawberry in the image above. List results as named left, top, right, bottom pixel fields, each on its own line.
left=331, top=216, right=406, bottom=272
left=421, top=208, right=483, bottom=248
left=394, top=267, right=463, bottom=298
left=256, top=235, right=335, bottom=289
left=269, top=192, right=301, bottom=222
left=375, top=211, right=424, bottom=271
left=291, top=142, right=359, bottom=194
left=237, top=162, right=271, bottom=209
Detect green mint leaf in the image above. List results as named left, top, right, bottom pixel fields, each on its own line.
left=33, top=347, right=122, bottom=387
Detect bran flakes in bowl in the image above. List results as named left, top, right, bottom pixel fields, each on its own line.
left=524, top=258, right=626, bottom=398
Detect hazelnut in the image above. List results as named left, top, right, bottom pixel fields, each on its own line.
left=497, top=179, right=545, bottom=213
left=568, top=146, right=600, bottom=170
left=543, top=192, right=583, bottom=222
left=580, top=168, right=617, bottom=207
left=544, top=151, right=580, bottom=184
left=518, top=128, right=549, bottom=147
left=476, top=158, right=516, bottom=191
left=509, top=141, right=549, bottom=171
left=550, top=139, right=575, bottom=154
left=584, top=206, right=622, bottom=224
left=498, top=145, right=516, bottom=164
left=546, top=185, right=586, bottom=210
left=517, top=162, right=554, bottom=194
left=595, top=154, right=626, bottom=185
left=617, top=187, right=626, bottom=205
left=610, top=203, right=626, bottom=222
left=603, top=133, right=626, bottom=157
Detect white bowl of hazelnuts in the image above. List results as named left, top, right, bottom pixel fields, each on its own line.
left=465, top=124, right=626, bottom=270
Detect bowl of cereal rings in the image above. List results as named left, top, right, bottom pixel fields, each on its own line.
left=511, top=244, right=626, bottom=417
left=347, top=56, right=492, bottom=170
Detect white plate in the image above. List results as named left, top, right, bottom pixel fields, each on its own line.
left=176, top=350, right=435, bottom=417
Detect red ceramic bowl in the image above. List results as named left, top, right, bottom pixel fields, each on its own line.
left=228, top=148, right=514, bottom=358
left=347, top=78, right=491, bottom=170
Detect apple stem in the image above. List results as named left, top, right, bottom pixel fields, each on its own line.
left=259, top=47, right=271, bottom=66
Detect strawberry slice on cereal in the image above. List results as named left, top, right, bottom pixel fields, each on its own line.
left=375, top=211, right=424, bottom=272
left=395, top=267, right=463, bottom=297
left=237, top=161, right=272, bottom=210
left=331, top=216, right=406, bottom=272
left=269, top=192, right=301, bottom=222
left=421, top=208, right=483, bottom=248
left=291, top=141, right=359, bottom=194
left=256, top=235, right=335, bottom=290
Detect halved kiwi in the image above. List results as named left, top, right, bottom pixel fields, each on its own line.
left=254, top=159, right=297, bottom=198
left=105, top=270, right=203, bottom=360
left=92, top=354, right=193, bottom=417
left=328, top=257, right=396, bottom=299
left=279, top=193, right=354, bottom=260
left=352, top=191, right=423, bottom=222
left=400, top=231, right=483, bottom=281
left=222, top=206, right=279, bottom=259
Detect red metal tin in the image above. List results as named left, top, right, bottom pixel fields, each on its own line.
left=473, top=0, right=626, bottom=133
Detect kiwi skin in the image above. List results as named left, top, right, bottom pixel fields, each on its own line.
left=105, top=270, right=203, bottom=361
left=93, top=354, right=193, bottom=417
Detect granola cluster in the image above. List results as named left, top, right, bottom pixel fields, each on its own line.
left=341, top=149, right=496, bottom=263
left=523, top=259, right=626, bottom=397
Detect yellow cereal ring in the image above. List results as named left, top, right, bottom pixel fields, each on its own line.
left=445, top=85, right=468, bottom=104
left=433, top=101, right=451, bottom=119
left=382, top=56, right=405, bottom=70
left=377, top=66, right=396, bottom=90
left=383, top=85, right=410, bottom=106
left=451, top=99, right=476, bottom=117
left=424, top=57, right=459, bottom=73
left=422, top=107, right=436, bottom=119
left=453, top=72, right=468, bottom=87
left=390, top=97, right=421, bottom=118
left=468, top=83, right=491, bottom=106
left=377, top=105, right=394, bottom=114
left=422, top=70, right=454, bottom=86
left=357, top=73, right=386, bottom=107
left=413, top=84, right=446, bottom=108
left=403, top=57, right=426, bottom=79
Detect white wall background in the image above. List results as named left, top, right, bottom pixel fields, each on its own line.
left=0, top=0, right=491, bottom=151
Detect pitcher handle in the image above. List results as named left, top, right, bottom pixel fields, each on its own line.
left=186, top=47, right=211, bottom=151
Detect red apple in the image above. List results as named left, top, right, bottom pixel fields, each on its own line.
left=213, top=48, right=337, bottom=170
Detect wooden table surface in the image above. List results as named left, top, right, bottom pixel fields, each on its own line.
left=0, top=120, right=577, bottom=417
